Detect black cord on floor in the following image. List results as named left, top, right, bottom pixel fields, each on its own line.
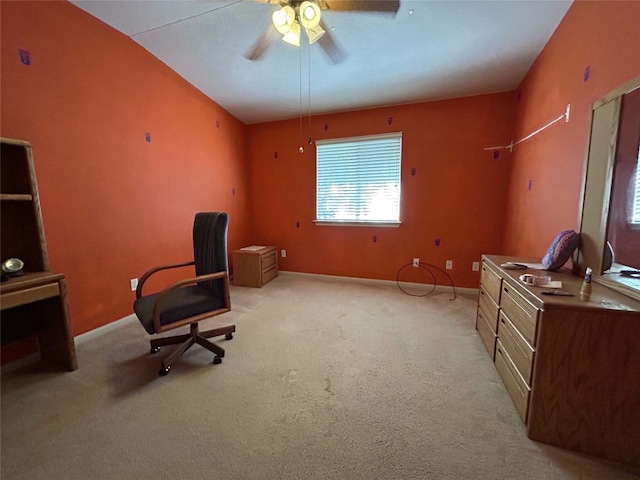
left=396, top=262, right=457, bottom=301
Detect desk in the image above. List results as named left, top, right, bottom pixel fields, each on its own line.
left=1, top=272, right=77, bottom=370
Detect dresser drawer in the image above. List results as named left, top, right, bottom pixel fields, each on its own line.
left=262, top=264, right=277, bottom=284
left=500, top=284, right=539, bottom=347
left=497, top=311, right=535, bottom=385
left=481, top=261, right=502, bottom=304
left=495, top=339, right=530, bottom=423
left=261, top=249, right=277, bottom=270
left=476, top=307, right=497, bottom=359
left=478, top=285, right=500, bottom=332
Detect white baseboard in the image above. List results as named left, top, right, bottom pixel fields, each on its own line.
left=1, top=315, right=138, bottom=374
left=277, top=270, right=479, bottom=297
left=2, top=274, right=477, bottom=374
left=1, top=352, right=41, bottom=375
left=74, top=314, right=138, bottom=345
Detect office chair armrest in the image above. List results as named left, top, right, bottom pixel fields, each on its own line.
left=136, top=261, right=195, bottom=298
left=152, top=271, right=231, bottom=334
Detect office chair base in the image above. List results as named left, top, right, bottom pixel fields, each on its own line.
left=150, top=322, right=235, bottom=376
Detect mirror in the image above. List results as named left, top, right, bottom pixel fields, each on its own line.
left=575, top=76, right=640, bottom=301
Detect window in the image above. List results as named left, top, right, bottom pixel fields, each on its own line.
left=632, top=144, right=640, bottom=225
left=315, top=133, right=402, bottom=224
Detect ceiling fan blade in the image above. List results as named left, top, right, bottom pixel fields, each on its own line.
left=244, top=22, right=279, bottom=61
left=322, top=0, right=400, bottom=14
left=317, top=20, right=348, bottom=64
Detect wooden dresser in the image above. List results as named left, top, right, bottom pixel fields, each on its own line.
left=476, top=255, right=640, bottom=467
left=232, top=246, right=278, bottom=287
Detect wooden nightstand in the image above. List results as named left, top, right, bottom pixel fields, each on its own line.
left=232, top=246, right=278, bottom=287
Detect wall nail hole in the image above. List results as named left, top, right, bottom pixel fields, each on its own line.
left=324, top=123, right=329, bottom=131
left=435, top=238, right=441, bottom=246
left=373, top=235, right=377, bottom=243
left=493, top=151, right=500, bottom=159
left=296, top=221, right=300, bottom=228
left=274, top=151, right=278, bottom=159
left=528, top=180, right=533, bottom=190
left=411, top=167, right=416, bottom=176
left=584, top=66, right=591, bottom=82
left=145, top=132, right=151, bottom=142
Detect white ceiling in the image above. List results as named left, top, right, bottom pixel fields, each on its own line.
left=70, top=0, right=572, bottom=125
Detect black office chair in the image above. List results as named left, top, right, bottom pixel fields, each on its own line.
left=133, top=212, right=235, bottom=376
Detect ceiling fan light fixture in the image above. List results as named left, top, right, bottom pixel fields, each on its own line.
left=305, top=24, right=325, bottom=44
left=300, top=1, right=321, bottom=29
left=282, top=20, right=301, bottom=46
left=272, top=5, right=295, bottom=35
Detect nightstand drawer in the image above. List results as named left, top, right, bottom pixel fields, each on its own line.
left=261, top=249, right=277, bottom=270
left=262, top=264, right=277, bottom=284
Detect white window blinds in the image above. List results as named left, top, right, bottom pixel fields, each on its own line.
left=632, top=145, right=640, bottom=225
left=316, top=133, right=402, bottom=223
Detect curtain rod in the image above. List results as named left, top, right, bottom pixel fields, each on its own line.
left=484, top=104, right=571, bottom=153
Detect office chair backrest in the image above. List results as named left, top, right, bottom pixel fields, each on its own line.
left=193, top=212, right=229, bottom=295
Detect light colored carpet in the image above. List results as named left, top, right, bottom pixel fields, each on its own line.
left=2, top=273, right=639, bottom=480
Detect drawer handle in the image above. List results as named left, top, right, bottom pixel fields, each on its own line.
left=504, top=287, right=509, bottom=294
left=497, top=347, right=502, bottom=355
left=501, top=318, right=505, bottom=325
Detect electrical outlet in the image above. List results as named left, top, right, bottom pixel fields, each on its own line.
left=445, top=260, right=453, bottom=270
left=130, top=278, right=138, bottom=292
left=472, top=261, right=480, bottom=271
left=413, top=258, right=419, bottom=267
left=281, top=249, right=287, bottom=258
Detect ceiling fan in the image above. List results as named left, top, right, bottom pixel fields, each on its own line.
left=245, top=0, right=400, bottom=64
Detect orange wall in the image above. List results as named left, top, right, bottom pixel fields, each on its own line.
left=1, top=0, right=252, bottom=349
left=246, top=93, right=517, bottom=288
left=3, top=0, right=639, bottom=366
left=502, top=0, right=640, bottom=256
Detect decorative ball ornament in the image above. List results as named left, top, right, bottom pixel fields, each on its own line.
left=1, top=257, right=24, bottom=277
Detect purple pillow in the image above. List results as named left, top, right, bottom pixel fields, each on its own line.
left=542, top=230, right=580, bottom=271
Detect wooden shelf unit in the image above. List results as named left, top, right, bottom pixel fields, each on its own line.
left=1, top=138, right=77, bottom=371
left=476, top=255, right=640, bottom=467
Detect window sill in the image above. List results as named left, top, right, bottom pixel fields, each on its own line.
left=313, top=220, right=401, bottom=228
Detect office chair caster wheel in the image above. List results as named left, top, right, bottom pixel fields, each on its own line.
left=225, top=333, right=233, bottom=340
left=150, top=346, right=160, bottom=354
left=159, top=365, right=171, bottom=376
left=213, top=356, right=222, bottom=365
